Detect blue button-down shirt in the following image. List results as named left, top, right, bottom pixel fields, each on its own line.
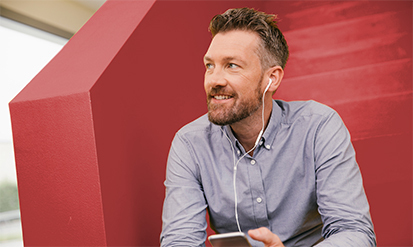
left=161, top=100, right=376, bottom=247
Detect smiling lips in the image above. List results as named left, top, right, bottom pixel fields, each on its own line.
left=209, top=89, right=235, bottom=101
left=213, top=95, right=232, bottom=100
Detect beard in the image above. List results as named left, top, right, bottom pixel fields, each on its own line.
left=207, top=80, right=263, bottom=126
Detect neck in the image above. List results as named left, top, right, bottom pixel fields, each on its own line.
left=230, top=97, right=272, bottom=155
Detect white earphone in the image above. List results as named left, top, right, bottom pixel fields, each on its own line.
left=264, top=78, right=272, bottom=93
left=221, top=77, right=273, bottom=232
left=254, top=78, right=272, bottom=147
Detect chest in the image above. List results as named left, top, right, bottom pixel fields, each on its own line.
left=199, top=131, right=318, bottom=231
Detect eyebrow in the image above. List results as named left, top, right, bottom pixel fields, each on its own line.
left=203, top=56, right=212, bottom=62
left=203, top=55, right=244, bottom=64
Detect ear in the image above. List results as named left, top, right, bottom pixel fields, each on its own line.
left=267, top=65, right=284, bottom=93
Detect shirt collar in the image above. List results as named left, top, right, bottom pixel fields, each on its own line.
left=262, top=99, right=283, bottom=150
left=222, top=100, right=283, bottom=154
left=223, top=125, right=239, bottom=152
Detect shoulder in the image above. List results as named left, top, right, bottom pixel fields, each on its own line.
left=175, top=113, right=221, bottom=141
left=275, top=100, right=338, bottom=124
left=169, top=114, right=222, bottom=161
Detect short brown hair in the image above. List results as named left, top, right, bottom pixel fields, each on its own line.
left=209, top=8, right=289, bottom=69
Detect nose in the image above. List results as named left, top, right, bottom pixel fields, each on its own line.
left=205, top=69, right=227, bottom=89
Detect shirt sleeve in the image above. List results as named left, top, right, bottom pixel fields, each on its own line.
left=160, top=132, right=208, bottom=247
left=313, top=110, right=376, bottom=246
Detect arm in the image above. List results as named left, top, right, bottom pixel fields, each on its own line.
left=313, top=111, right=376, bottom=246
left=160, top=133, right=208, bottom=247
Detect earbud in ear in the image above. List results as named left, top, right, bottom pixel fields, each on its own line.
left=264, top=78, right=272, bottom=94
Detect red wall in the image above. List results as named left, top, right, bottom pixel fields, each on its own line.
left=275, top=2, right=412, bottom=245
left=9, top=1, right=411, bottom=246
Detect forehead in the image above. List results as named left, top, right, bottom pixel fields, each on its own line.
left=204, top=30, right=261, bottom=61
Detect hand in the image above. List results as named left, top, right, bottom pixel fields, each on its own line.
left=248, top=227, right=285, bottom=247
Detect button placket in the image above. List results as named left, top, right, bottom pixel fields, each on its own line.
left=246, top=157, right=269, bottom=227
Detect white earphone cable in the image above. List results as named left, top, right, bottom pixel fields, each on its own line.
left=221, top=78, right=272, bottom=233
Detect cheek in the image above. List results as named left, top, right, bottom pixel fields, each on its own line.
left=233, top=76, right=256, bottom=93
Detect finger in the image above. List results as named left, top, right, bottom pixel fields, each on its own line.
left=248, top=227, right=283, bottom=247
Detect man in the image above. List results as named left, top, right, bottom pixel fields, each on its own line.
left=160, top=8, right=376, bottom=247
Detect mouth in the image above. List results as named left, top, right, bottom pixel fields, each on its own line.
left=212, top=95, right=233, bottom=100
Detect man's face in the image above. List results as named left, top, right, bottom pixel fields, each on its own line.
left=204, top=30, right=265, bottom=126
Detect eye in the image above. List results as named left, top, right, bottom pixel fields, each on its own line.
left=228, top=63, right=239, bottom=69
left=205, top=63, right=214, bottom=70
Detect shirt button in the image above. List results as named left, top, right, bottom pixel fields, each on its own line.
left=237, top=150, right=240, bottom=155
left=256, top=197, right=262, bottom=203
left=250, top=160, right=256, bottom=165
left=266, top=145, right=271, bottom=149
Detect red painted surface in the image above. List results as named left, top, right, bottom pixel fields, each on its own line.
left=275, top=1, right=412, bottom=246
left=10, top=1, right=157, bottom=246
left=9, top=1, right=411, bottom=246
left=10, top=93, right=107, bottom=247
